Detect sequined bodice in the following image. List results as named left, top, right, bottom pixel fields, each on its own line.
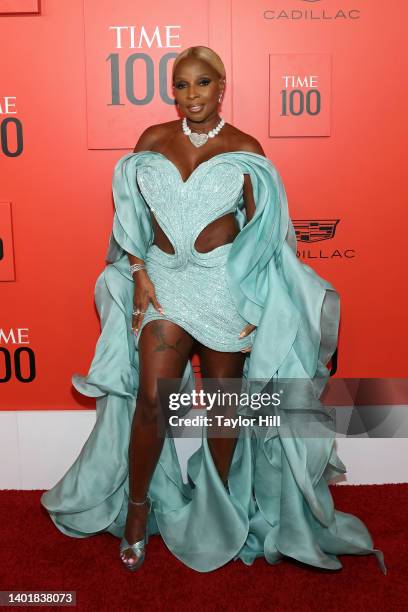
left=136, top=152, right=244, bottom=268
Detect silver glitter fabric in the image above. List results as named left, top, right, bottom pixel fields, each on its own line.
left=134, top=153, right=257, bottom=352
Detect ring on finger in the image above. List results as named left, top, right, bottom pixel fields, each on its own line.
left=132, top=309, right=146, bottom=315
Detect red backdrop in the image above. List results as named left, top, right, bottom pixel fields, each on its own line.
left=1, top=0, right=406, bottom=410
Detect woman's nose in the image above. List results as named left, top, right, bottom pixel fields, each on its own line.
left=186, top=86, right=199, bottom=99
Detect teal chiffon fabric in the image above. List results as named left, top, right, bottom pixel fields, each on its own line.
left=40, top=151, right=386, bottom=574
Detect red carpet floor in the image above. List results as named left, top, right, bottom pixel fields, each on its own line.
left=0, top=484, right=406, bottom=612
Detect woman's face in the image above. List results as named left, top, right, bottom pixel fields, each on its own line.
left=172, top=57, right=225, bottom=123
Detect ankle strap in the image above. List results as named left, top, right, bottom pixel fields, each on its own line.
left=129, top=495, right=149, bottom=506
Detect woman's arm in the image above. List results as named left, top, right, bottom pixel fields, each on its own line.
left=127, top=125, right=161, bottom=272
left=241, top=137, right=266, bottom=223
left=237, top=136, right=266, bottom=350
left=127, top=124, right=165, bottom=332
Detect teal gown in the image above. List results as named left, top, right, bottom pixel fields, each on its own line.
left=40, top=151, right=386, bottom=574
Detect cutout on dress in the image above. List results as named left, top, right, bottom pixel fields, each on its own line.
left=193, top=213, right=238, bottom=253
left=150, top=211, right=176, bottom=254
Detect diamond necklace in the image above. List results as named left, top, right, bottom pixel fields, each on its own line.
left=182, top=116, right=225, bottom=148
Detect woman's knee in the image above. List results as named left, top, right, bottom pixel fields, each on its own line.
left=135, top=387, right=161, bottom=424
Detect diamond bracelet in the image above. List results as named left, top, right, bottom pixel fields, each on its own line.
left=130, top=263, right=146, bottom=275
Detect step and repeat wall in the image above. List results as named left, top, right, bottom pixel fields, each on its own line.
left=0, top=1, right=407, bottom=486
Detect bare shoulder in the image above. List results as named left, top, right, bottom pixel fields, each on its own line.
left=133, top=120, right=180, bottom=153
left=225, top=124, right=266, bottom=157
left=235, top=134, right=266, bottom=156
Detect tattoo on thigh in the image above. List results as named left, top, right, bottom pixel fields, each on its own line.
left=151, top=321, right=185, bottom=358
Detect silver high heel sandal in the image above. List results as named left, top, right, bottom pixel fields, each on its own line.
left=120, top=494, right=151, bottom=572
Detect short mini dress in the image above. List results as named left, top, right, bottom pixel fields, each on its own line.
left=134, top=152, right=256, bottom=352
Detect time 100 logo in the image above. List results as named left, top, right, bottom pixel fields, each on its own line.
left=107, top=52, right=178, bottom=105
left=280, top=75, right=322, bottom=116
left=0, top=347, right=35, bottom=382
left=1, top=97, right=23, bottom=157
left=0, top=118, right=23, bottom=156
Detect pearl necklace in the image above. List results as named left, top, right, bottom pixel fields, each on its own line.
left=182, top=116, right=225, bottom=148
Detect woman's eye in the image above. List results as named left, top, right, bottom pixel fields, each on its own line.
left=174, top=79, right=210, bottom=89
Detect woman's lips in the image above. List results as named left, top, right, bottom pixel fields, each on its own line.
left=188, top=104, right=204, bottom=113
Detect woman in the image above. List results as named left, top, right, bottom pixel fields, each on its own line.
left=41, top=46, right=386, bottom=575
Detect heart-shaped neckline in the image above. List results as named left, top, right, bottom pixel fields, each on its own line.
left=148, top=151, right=237, bottom=185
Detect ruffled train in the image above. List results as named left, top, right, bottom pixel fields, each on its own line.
left=40, top=250, right=386, bottom=574
left=40, top=151, right=386, bottom=574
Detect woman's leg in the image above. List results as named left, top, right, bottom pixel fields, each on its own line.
left=196, top=345, right=247, bottom=486
left=124, top=319, right=196, bottom=557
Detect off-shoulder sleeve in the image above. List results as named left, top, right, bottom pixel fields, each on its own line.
left=226, top=154, right=290, bottom=328
left=106, top=152, right=153, bottom=263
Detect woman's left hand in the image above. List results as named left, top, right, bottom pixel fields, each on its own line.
left=239, top=323, right=257, bottom=353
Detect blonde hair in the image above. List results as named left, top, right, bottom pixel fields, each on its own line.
left=172, top=46, right=226, bottom=82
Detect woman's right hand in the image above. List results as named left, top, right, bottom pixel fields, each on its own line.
left=132, top=270, right=165, bottom=334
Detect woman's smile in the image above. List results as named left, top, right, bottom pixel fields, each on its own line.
left=187, top=104, right=205, bottom=113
